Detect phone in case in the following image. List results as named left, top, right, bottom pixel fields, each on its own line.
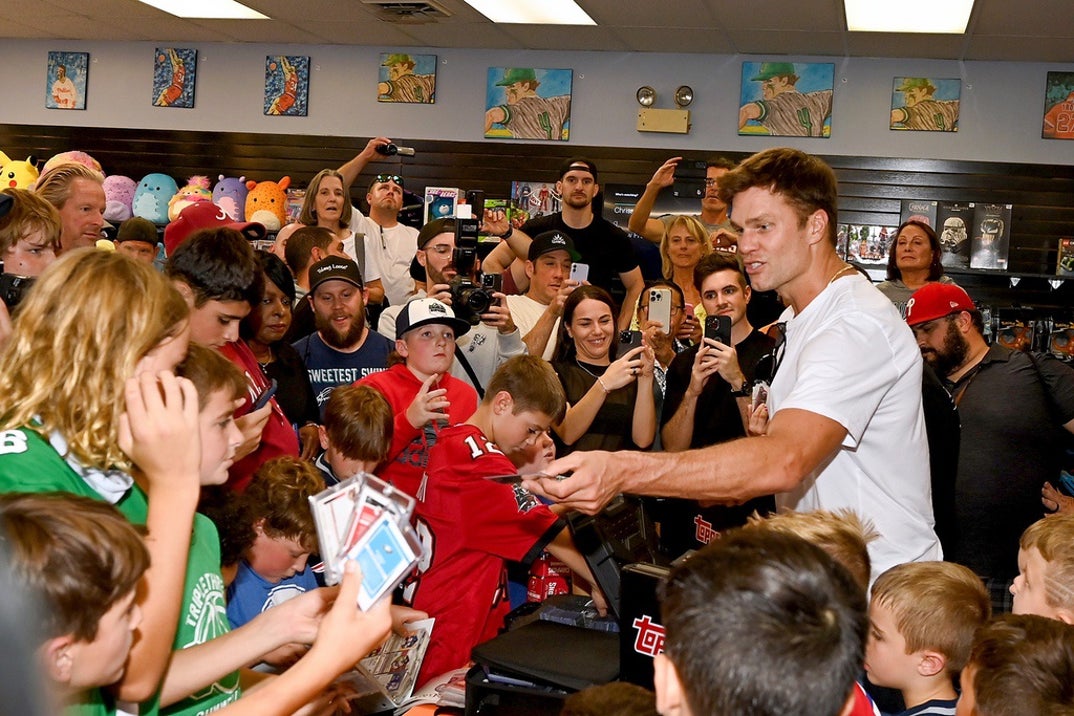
left=569, top=262, right=589, bottom=284
left=704, top=314, right=732, bottom=346
left=647, top=287, right=673, bottom=331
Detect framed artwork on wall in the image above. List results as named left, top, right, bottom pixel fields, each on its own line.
left=46, top=51, right=88, bottom=110
left=1042, top=71, right=1074, bottom=139
left=485, top=67, right=572, bottom=141
left=739, top=61, right=833, bottom=137
left=264, top=55, right=310, bottom=116
left=378, top=53, right=436, bottom=103
left=890, top=77, right=960, bottom=131
left=153, top=48, right=197, bottom=108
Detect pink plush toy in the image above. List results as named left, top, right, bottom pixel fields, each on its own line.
left=244, top=176, right=291, bottom=232
left=41, top=150, right=102, bottom=176
left=167, top=175, right=212, bottom=222
left=102, top=175, right=137, bottom=222
left=212, top=175, right=249, bottom=221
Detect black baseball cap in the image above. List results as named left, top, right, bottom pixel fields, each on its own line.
left=309, top=256, right=364, bottom=294
left=528, top=230, right=581, bottom=262
left=115, top=216, right=160, bottom=245
left=558, top=157, right=598, bottom=182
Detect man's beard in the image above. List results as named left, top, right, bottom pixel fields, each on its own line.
left=922, top=320, right=970, bottom=378
left=316, top=310, right=366, bottom=349
left=563, top=193, right=591, bottom=210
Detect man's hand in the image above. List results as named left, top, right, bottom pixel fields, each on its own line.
left=640, top=319, right=674, bottom=368
left=647, top=157, right=681, bottom=190
left=389, top=605, right=429, bottom=636
left=522, top=450, right=622, bottom=515
left=686, top=340, right=721, bottom=398
left=480, top=294, right=517, bottom=335
left=427, top=282, right=452, bottom=306
left=358, top=136, right=393, bottom=162
left=708, top=337, right=746, bottom=389
left=406, top=374, right=449, bottom=429
left=118, top=371, right=201, bottom=491
left=482, top=208, right=509, bottom=237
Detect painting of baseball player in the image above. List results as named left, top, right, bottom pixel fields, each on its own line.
left=890, top=77, right=961, bottom=132
left=1042, top=71, right=1074, bottom=140
left=738, top=62, right=833, bottom=137
left=46, top=51, right=87, bottom=110
left=485, top=67, right=572, bottom=141
left=378, top=53, right=436, bottom=103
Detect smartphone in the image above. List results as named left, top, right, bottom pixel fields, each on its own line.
left=569, top=262, right=589, bottom=284
left=684, top=303, right=695, bottom=320
left=647, top=287, right=673, bottom=330
left=481, top=272, right=503, bottom=306
left=704, top=315, right=732, bottom=346
left=618, top=330, right=643, bottom=352
left=252, top=378, right=278, bottom=411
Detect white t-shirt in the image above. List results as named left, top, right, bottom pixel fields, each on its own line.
left=506, top=293, right=559, bottom=361
left=353, top=205, right=418, bottom=307
left=769, top=274, right=941, bottom=582
left=340, top=229, right=382, bottom=285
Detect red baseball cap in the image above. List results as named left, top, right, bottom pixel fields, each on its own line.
left=905, top=283, right=976, bottom=326
left=164, top=202, right=266, bottom=255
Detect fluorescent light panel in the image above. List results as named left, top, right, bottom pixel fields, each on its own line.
left=845, top=0, right=974, bottom=33
left=135, top=0, right=269, bottom=19
left=462, top=0, right=595, bottom=25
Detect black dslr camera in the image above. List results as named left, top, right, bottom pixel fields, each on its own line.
left=449, top=190, right=499, bottom=326
left=0, top=273, right=35, bottom=310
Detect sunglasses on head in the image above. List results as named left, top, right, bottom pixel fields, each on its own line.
left=374, top=174, right=404, bottom=187
left=753, top=322, right=787, bottom=386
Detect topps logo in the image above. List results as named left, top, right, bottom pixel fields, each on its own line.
left=693, top=515, right=719, bottom=544
left=428, top=302, right=447, bottom=314
left=632, top=614, right=665, bottom=657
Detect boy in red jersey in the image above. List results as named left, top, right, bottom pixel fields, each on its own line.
left=408, top=355, right=607, bottom=685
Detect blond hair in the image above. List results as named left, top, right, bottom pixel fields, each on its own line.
left=660, top=214, right=712, bottom=280
left=0, top=249, right=189, bottom=468
left=1020, top=514, right=1074, bottom=613
left=744, top=508, right=877, bottom=588
left=0, top=188, right=62, bottom=255
left=33, top=162, right=104, bottom=209
left=872, top=561, right=990, bottom=673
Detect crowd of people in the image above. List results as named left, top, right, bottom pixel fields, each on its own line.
left=0, top=139, right=1071, bottom=716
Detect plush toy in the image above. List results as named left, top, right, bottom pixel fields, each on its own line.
left=0, top=152, right=10, bottom=167
left=102, top=175, right=137, bottom=222
left=0, top=155, right=39, bottom=190
left=167, top=175, right=212, bottom=222
left=212, top=175, right=249, bottom=221
left=245, top=176, right=291, bottom=232
left=41, top=150, right=102, bottom=176
left=132, top=172, right=179, bottom=226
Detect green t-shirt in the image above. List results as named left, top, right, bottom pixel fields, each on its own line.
left=0, top=427, right=242, bottom=716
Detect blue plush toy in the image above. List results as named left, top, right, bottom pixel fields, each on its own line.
left=132, top=172, right=179, bottom=225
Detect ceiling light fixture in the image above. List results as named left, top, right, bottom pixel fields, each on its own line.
left=135, top=0, right=269, bottom=19
left=844, top=0, right=974, bottom=33
left=462, top=0, right=595, bottom=25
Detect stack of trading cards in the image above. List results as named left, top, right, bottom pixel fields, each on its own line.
left=309, top=473, right=422, bottom=610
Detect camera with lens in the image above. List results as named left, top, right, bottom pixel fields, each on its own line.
left=0, top=273, right=35, bottom=310
left=374, top=143, right=416, bottom=157
left=448, top=190, right=498, bottom=326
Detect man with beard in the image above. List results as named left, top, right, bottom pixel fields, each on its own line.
left=483, top=158, right=643, bottom=330
left=378, top=218, right=524, bottom=396
left=906, top=282, right=1074, bottom=612
left=292, top=256, right=392, bottom=417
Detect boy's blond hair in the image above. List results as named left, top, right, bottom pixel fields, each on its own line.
left=743, top=508, right=877, bottom=588
left=872, top=561, right=990, bottom=672
left=484, top=355, right=566, bottom=423
left=323, top=384, right=392, bottom=464
left=0, top=188, right=61, bottom=255
left=1020, top=514, right=1074, bottom=613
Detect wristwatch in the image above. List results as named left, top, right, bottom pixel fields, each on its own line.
left=497, top=226, right=514, bottom=240
left=730, top=379, right=752, bottom=397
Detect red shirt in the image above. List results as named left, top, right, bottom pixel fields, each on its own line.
left=410, top=423, right=564, bottom=686
left=220, top=340, right=299, bottom=492
left=357, top=364, right=478, bottom=499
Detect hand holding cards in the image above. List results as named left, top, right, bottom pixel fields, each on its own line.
left=309, top=473, right=422, bottom=610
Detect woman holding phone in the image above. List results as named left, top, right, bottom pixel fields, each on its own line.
left=551, top=285, right=656, bottom=454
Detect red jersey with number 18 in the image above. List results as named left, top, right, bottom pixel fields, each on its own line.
left=410, top=423, right=564, bottom=686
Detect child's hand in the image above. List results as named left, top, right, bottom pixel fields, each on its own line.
left=1042, top=482, right=1074, bottom=514
left=118, top=370, right=201, bottom=494
left=389, top=605, right=429, bottom=636
left=747, top=402, right=769, bottom=437
left=261, top=585, right=339, bottom=646
left=307, top=561, right=392, bottom=676
left=234, top=402, right=272, bottom=460
left=405, top=374, right=449, bottom=429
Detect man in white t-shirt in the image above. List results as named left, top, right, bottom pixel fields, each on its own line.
left=528, top=147, right=940, bottom=582
left=504, top=230, right=581, bottom=361
left=339, top=137, right=420, bottom=307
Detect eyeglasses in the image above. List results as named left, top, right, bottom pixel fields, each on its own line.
left=374, top=174, right=404, bottom=187
left=703, top=178, right=719, bottom=187
left=423, top=244, right=453, bottom=256
left=753, top=322, right=787, bottom=385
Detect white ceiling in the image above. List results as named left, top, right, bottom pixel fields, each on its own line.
left=2, top=0, right=1073, bottom=62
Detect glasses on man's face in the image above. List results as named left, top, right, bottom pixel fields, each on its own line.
left=703, top=178, right=719, bottom=187
left=423, top=244, right=453, bottom=256
left=639, top=303, right=684, bottom=315
left=753, top=322, right=787, bottom=386
left=374, top=174, right=404, bottom=188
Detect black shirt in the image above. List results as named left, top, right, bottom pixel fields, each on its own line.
left=522, top=213, right=639, bottom=301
